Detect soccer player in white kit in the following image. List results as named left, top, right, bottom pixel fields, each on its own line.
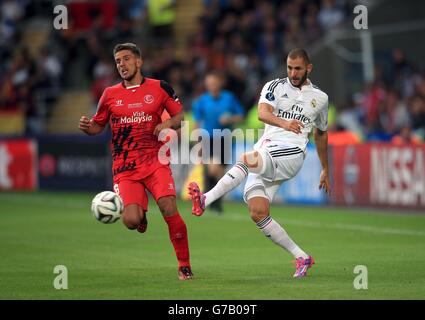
left=189, top=48, right=331, bottom=278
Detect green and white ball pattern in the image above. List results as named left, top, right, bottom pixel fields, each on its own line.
left=91, top=191, right=123, bottom=224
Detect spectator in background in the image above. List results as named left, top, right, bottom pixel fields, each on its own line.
left=413, top=71, right=425, bottom=100
left=37, top=47, right=62, bottom=84
left=34, top=46, right=63, bottom=119
left=303, top=3, right=323, bottom=44
left=377, top=90, right=410, bottom=136
left=0, top=48, right=33, bottom=109
left=119, top=0, right=147, bottom=22
left=91, top=53, right=116, bottom=113
left=335, top=94, right=364, bottom=138
left=0, top=0, right=25, bottom=56
left=408, top=95, right=425, bottom=138
left=391, top=125, right=422, bottom=145
left=317, top=0, right=345, bottom=31
left=328, top=123, right=361, bottom=145
left=192, top=71, right=245, bottom=213
left=362, top=81, right=386, bottom=136
left=1, top=47, right=39, bottom=134
left=147, top=0, right=176, bottom=41
left=391, top=48, right=415, bottom=98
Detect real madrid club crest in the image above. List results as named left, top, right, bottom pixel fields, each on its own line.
left=310, top=98, right=317, bottom=108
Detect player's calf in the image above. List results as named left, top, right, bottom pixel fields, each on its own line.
left=157, top=196, right=177, bottom=217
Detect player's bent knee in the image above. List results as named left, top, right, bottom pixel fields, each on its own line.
left=157, top=196, right=177, bottom=216
left=248, top=201, right=269, bottom=223
left=240, top=151, right=256, bottom=164
left=122, top=205, right=141, bottom=229
left=122, top=214, right=139, bottom=229
left=241, top=151, right=262, bottom=171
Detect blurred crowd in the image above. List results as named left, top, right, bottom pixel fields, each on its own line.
left=0, top=0, right=424, bottom=143
left=149, top=0, right=354, bottom=113
left=334, top=49, right=425, bottom=144
left=0, top=0, right=159, bottom=133
left=0, top=0, right=62, bottom=133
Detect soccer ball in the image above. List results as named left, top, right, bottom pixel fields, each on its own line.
left=91, top=191, right=123, bottom=224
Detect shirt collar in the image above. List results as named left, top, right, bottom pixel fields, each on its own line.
left=121, top=76, right=146, bottom=89
left=287, top=77, right=312, bottom=90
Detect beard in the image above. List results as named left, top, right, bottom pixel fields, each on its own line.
left=290, top=71, right=308, bottom=88
left=122, top=68, right=137, bottom=81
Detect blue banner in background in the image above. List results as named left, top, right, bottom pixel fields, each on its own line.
left=226, top=142, right=326, bottom=205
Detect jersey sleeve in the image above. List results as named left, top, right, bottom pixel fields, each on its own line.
left=258, top=80, right=278, bottom=109
left=160, top=80, right=182, bottom=116
left=92, top=88, right=111, bottom=126
left=313, top=96, right=329, bottom=131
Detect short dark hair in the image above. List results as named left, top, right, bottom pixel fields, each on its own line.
left=206, top=70, right=224, bottom=80
left=287, top=48, right=310, bottom=64
left=113, top=43, right=141, bottom=58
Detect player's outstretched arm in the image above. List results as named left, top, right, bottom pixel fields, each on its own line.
left=78, top=116, right=105, bottom=136
left=258, top=103, right=304, bottom=134
left=313, top=128, right=331, bottom=195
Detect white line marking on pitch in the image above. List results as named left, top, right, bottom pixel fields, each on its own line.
left=203, top=212, right=425, bottom=237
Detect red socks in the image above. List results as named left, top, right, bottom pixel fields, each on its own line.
left=163, top=212, right=190, bottom=268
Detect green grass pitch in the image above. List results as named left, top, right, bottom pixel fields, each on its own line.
left=1, top=191, right=425, bottom=300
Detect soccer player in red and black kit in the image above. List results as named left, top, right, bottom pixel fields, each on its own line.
left=79, top=43, right=193, bottom=280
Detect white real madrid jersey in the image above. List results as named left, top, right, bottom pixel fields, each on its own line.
left=255, top=77, right=329, bottom=151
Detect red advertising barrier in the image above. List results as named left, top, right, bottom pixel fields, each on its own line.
left=0, top=140, right=37, bottom=191
left=332, top=144, right=425, bottom=209
left=332, top=144, right=371, bottom=206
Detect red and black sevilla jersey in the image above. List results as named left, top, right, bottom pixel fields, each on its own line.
left=92, top=77, right=182, bottom=181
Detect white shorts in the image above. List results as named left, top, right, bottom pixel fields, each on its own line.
left=243, top=141, right=305, bottom=203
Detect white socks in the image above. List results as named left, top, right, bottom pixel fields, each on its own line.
left=204, top=162, right=249, bottom=207
left=203, top=161, right=307, bottom=259
left=257, top=216, right=308, bottom=259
